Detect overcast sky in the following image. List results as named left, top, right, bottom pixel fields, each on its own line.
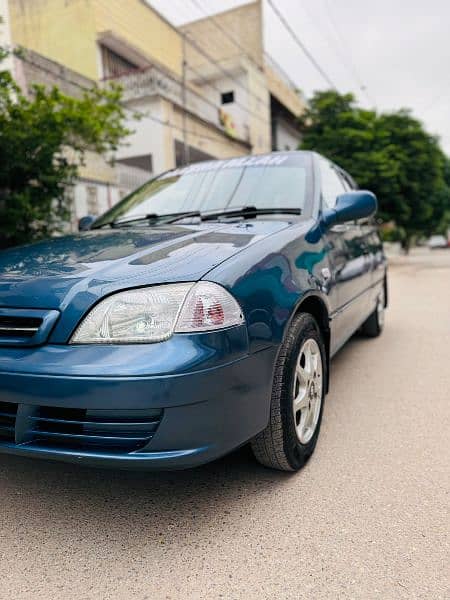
left=149, top=0, right=450, bottom=154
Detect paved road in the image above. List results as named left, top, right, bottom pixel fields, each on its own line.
left=0, top=250, right=449, bottom=600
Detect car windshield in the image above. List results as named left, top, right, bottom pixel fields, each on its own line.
left=93, top=153, right=312, bottom=227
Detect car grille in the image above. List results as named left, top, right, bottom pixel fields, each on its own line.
left=0, top=403, right=163, bottom=453
left=0, top=308, right=60, bottom=347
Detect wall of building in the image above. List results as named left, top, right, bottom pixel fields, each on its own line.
left=181, top=1, right=264, bottom=69
left=9, top=0, right=183, bottom=81
left=93, top=0, right=182, bottom=78
left=0, top=0, right=14, bottom=73
left=71, top=178, right=120, bottom=224
left=14, top=47, right=93, bottom=98
left=172, top=106, right=250, bottom=162
left=115, top=97, right=171, bottom=175
left=204, top=67, right=251, bottom=144
left=265, top=61, right=306, bottom=118
left=181, top=1, right=271, bottom=155
left=273, top=116, right=301, bottom=151
left=246, top=65, right=272, bottom=153
left=9, top=0, right=98, bottom=79
left=8, top=0, right=280, bottom=220
left=115, top=95, right=250, bottom=178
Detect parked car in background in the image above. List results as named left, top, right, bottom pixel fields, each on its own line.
left=428, top=234, right=448, bottom=249
left=0, top=152, right=387, bottom=472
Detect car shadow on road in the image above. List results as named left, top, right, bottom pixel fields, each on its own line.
left=0, top=334, right=367, bottom=546
left=0, top=442, right=296, bottom=545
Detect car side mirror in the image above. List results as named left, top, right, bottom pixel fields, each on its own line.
left=78, top=215, right=97, bottom=231
left=321, top=191, right=377, bottom=229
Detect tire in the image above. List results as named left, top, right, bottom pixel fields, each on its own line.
left=251, top=313, right=326, bottom=472
left=360, top=284, right=385, bottom=338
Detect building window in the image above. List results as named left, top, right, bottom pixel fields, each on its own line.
left=174, top=140, right=215, bottom=168
left=117, top=154, right=153, bottom=174
left=221, top=91, right=234, bottom=105
left=101, top=45, right=139, bottom=78
left=86, top=185, right=99, bottom=215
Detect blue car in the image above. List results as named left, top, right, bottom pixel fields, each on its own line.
left=0, top=152, right=387, bottom=471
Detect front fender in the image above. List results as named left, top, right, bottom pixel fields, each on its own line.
left=205, top=220, right=332, bottom=352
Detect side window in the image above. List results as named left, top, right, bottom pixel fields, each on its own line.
left=338, top=173, right=351, bottom=192
left=339, top=170, right=357, bottom=191
left=318, top=159, right=346, bottom=209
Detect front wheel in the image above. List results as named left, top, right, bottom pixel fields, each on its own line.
left=251, top=313, right=326, bottom=472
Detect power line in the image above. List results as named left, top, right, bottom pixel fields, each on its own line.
left=145, top=1, right=271, bottom=129
left=266, top=0, right=338, bottom=91
left=322, top=0, right=375, bottom=106
left=150, top=0, right=271, bottom=125
left=177, top=0, right=271, bottom=127
left=182, top=31, right=269, bottom=111
left=187, top=0, right=263, bottom=72
left=264, top=51, right=304, bottom=97
left=185, top=60, right=270, bottom=126
left=130, top=107, right=248, bottom=148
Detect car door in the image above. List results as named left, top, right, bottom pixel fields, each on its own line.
left=364, top=226, right=387, bottom=307
left=318, top=158, right=372, bottom=354
left=339, top=167, right=386, bottom=315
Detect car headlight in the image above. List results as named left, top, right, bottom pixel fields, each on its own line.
left=70, top=282, right=244, bottom=344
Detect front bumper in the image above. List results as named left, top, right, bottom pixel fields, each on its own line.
left=0, top=327, right=277, bottom=470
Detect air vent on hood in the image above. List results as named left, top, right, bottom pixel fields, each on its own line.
left=0, top=315, right=42, bottom=338
left=0, top=308, right=60, bottom=347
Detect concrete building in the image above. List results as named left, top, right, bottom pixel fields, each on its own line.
left=181, top=1, right=306, bottom=153
left=265, top=53, right=307, bottom=151
left=13, top=49, right=121, bottom=228
left=6, top=0, right=306, bottom=226
left=7, top=0, right=253, bottom=226
left=181, top=1, right=271, bottom=155
left=0, top=0, right=13, bottom=74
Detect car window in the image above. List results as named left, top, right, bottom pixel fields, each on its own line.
left=338, top=172, right=352, bottom=192
left=339, top=169, right=357, bottom=191
left=227, top=166, right=307, bottom=209
left=318, top=159, right=346, bottom=209
left=93, top=153, right=313, bottom=227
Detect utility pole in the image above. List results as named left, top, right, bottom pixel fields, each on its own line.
left=181, top=34, right=190, bottom=166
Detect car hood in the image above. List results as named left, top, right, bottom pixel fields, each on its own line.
left=0, top=220, right=291, bottom=312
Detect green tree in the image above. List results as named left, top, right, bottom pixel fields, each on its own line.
left=432, top=155, right=450, bottom=236
left=299, top=90, right=450, bottom=248
left=0, top=49, right=130, bottom=248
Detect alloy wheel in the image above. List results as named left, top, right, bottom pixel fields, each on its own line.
left=292, top=338, right=323, bottom=444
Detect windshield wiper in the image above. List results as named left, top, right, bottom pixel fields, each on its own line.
left=201, top=206, right=302, bottom=221
left=93, top=206, right=301, bottom=229
left=101, top=211, right=202, bottom=228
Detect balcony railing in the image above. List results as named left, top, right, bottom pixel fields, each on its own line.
left=105, top=65, right=248, bottom=141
